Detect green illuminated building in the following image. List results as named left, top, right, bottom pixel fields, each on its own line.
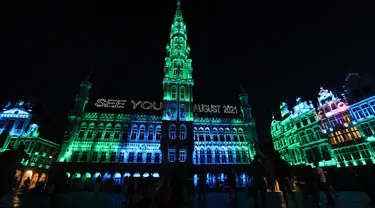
left=55, top=1, right=258, bottom=189
left=271, top=74, right=375, bottom=168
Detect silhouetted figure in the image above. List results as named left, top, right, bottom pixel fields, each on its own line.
left=228, top=169, right=237, bottom=199
left=250, top=154, right=266, bottom=208
left=297, top=165, right=321, bottom=206
left=313, top=162, right=334, bottom=206
left=197, top=171, right=207, bottom=200
left=273, top=152, right=297, bottom=208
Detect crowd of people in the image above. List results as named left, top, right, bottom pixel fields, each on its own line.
left=2, top=148, right=375, bottom=208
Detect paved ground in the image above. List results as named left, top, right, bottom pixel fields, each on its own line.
left=0, top=191, right=373, bottom=207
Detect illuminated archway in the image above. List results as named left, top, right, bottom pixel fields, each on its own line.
left=20, top=170, right=33, bottom=189
left=39, top=173, right=47, bottom=183
left=83, top=172, right=91, bottom=181
left=133, top=172, right=140, bottom=178
left=93, top=172, right=101, bottom=181
left=123, top=172, right=131, bottom=178
left=143, top=173, right=149, bottom=178
left=72, top=172, right=81, bottom=179
left=113, top=172, right=122, bottom=184
left=103, top=173, right=111, bottom=181
left=193, top=174, right=198, bottom=187
left=151, top=173, right=159, bottom=178
left=65, top=172, right=71, bottom=178
left=206, top=173, right=216, bottom=188
left=30, top=173, right=39, bottom=189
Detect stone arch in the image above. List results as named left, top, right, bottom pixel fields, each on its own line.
left=38, top=173, right=47, bottom=183
left=29, top=173, right=39, bottom=189
left=113, top=172, right=122, bottom=184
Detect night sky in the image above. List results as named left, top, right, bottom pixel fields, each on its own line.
left=1, top=0, right=375, bottom=144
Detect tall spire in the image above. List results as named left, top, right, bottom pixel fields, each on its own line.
left=175, top=1, right=183, bottom=21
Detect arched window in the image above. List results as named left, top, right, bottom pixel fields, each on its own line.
left=213, top=128, right=219, bottom=141
left=238, top=128, right=244, bottom=141
left=198, top=128, right=204, bottom=141
left=206, top=149, right=212, bottom=163
left=205, top=128, right=211, bottom=141
left=228, top=149, right=233, bottom=163
left=148, top=126, right=154, bottom=140
left=156, top=125, right=162, bottom=140
left=242, top=149, right=249, bottom=163
left=194, top=150, right=199, bottom=164
left=114, top=124, right=121, bottom=139
left=232, top=128, right=238, bottom=142
left=225, top=128, right=231, bottom=141
left=180, top=86, right=185, bottom=99
left=131, top=125, right=138, bottom=140
left=96, top=123, right=105, bottom=139
left=104, top=123, right=112, bottom=139
left=219, top=128, right=224, bottom=141
left=87, top=123, right=95, bottom=139
left=236, top=149, right=242, bottom=163
left=221, top=149, right=227, bottom=163
left=214, top=149, right=220, bottom=164
left=180, top=125, right=186, bottom=139
left=169, top=124, right=176, bottom=139
left=78, top=123, right=87, bottom=138
left=200, top=149, right=205, bottom=164
left=139, top=125, right=145, bottom=140
left=171, top=86, right=177, bottom=99
left=194, top=127, right=198, bottom=141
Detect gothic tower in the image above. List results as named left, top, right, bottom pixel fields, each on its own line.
left=58, top=74, right=92, bottom=161
left=161, top=1, right=194, bottom=176
left=239, top=85, right=260, bottom=156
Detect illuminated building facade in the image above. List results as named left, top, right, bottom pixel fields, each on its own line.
left=55, top=1, right=257, bottom=189
left=0, top=101, right=60, bottom=189
left=271, top=75, right=375, bottom=168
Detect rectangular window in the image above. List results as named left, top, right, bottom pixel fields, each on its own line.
left=71, top=151, right=80, bottom=162
left=136, top=152, right=143, bottom=163
left=350, top=127, right=361, bottom=139
left=146, top=152, right=152, bottom=163
left=110, top=152, right=117, bottom=162
left=119, top=152, right=125, bottom=162
left=100, top=152, right=107, bottom=162
left=342, top=129, right=353, bottom=141
left=81, top=151, right=88, bottom=162
left=91, top=152, right=98, bottom=162
left=206, top=151, right=212, bottom=163
left=16, top=120, right=25, bottom=129
left=215, top=150, right=220, bottom=163
left=221, top=150, right=227, bottom=163
left=105, top=132, right=111, bottom=139
left=179, top=149, right=186, bottom=162
left=128, top=152, right=134, bottom=163
left=302, top=118, right=308, bottom=126
left=96, top=132, right=103, bottom=139
left=154, top=153, right=160, bottom=163
left=168, top=149, right=176, bottom=162
left=236, top=151, right=242, bottom=163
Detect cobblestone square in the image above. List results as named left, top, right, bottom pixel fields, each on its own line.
left=0, top=191, right=373, bottom=208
